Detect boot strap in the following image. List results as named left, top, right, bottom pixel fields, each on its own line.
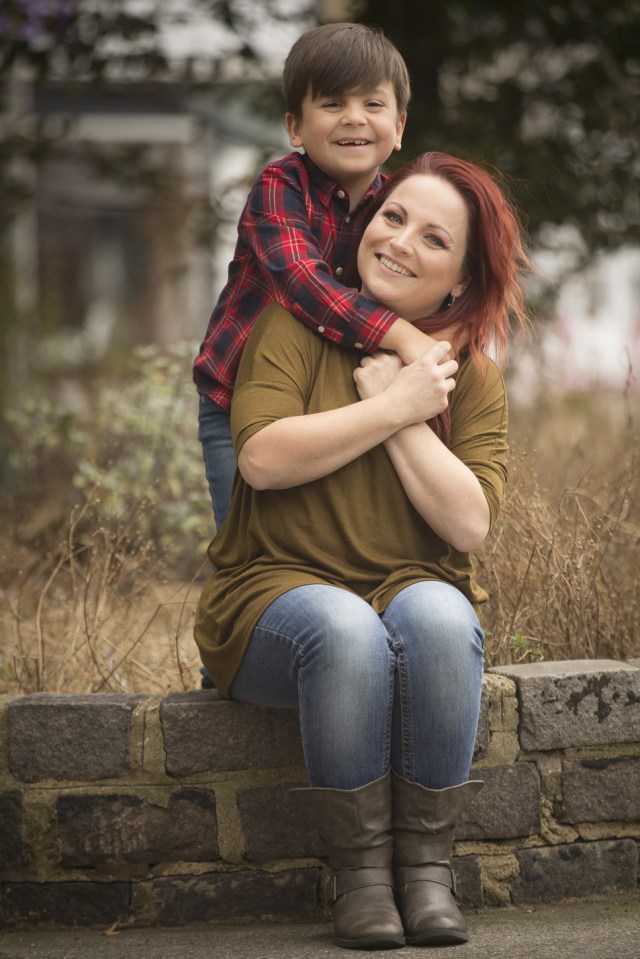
left=395, top=861, right=456, bottom=895
left=330, top=840, right=392, bottom=870
left=394, top=828, right=454, bottom=865
left=329, top=866, right=395, bottom=904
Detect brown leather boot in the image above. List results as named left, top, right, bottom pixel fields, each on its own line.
left=291, top=770, right=405, bottom=950
left=392, top=771, right=484, bottom=946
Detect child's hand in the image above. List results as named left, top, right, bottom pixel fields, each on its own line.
left=353, top=350, right=403, bottom=399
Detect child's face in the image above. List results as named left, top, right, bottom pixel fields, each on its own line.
left=286, top=81, right=406, bottom=204
left=357, top=174, right=469, bottom=321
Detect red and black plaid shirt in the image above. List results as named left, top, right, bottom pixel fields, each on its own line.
left=193, top=151, right=398, bottom=408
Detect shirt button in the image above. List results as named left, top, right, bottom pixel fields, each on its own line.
left=336, top=189, right=346, bottom=199
left=345, top=215, right=351, bottom=223
left=354, top=342, right=364, bottom=350
left=318, top=326, right=325, bottom=333
left=335, top=266, right=343, bottom=276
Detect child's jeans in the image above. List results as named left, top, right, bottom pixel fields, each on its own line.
left=197, top=394, right=235, bottom=530
left=197, top=394, right=236, bottom=690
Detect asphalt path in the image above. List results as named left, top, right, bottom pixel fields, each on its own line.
left=1, top=896, right=639, bottom=959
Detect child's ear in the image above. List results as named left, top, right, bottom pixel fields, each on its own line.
left=286, top=113, right=303, bottom=149
left=394, top=113, right=407, bottom=152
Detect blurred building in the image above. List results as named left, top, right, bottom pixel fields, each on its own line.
left=511, top=247, right=640, bottom=404
left=0, top=1, right=298, bottom=386
left=7, top=73, right=286, bottom=362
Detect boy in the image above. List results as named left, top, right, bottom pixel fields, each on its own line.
left=193, top=22, right=439, bottom=528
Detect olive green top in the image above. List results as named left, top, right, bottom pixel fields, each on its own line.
left=194, top=302, right=509, bottom=697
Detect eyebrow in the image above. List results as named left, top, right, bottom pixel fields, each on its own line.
left=386, top=201, right=454, bottom=243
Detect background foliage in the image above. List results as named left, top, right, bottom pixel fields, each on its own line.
left=0, top=1, right=638, bottom=691
left=2, top=0, right=638, bottom=251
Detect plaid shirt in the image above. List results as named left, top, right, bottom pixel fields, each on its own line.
left=193, top=151, right=398, bottom=408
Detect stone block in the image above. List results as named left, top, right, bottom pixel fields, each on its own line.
left=8, top=694, right=146, bottom=782
left=161, top=692, right=304, bottom=776
left=57, top=788, right=219, bottom=866
left=511, top=839, right=638, bottom=905
left=0, top=881, right=130, bottom=925
left=0, top=792, right=25, bottom=871
left=238, top=782, right=323, bottom=862
left=458, top=764, right=540, bottom=840
left=491, top=660, right=640, bottom=750
left=473, top=682, right=490, bottom=758
left=147, top=868, right=321, bottom=924
left=561, top=756, right=640, bottom=823
left=452, top=855, right=484, bottom=909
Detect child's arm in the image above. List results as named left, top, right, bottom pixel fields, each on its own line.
left=242, top=160, right=438, bottom=362
left=378, top=317, right=443, bottom=365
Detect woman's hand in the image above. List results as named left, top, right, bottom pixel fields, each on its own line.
left=354, top=341, right=458, bottom=423
left=240, top=343, right=457, bottom=492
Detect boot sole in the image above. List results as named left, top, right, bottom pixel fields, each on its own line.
left=407, top=929, right=469, bottom=947
left=335, top=933, right=406, bottom=949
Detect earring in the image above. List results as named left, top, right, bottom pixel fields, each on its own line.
left=444, top=292, right=456, bottom=310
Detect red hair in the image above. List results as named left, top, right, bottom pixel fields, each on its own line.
left=349, top=152, right=532, bottom=442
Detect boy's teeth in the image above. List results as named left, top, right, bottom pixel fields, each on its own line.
left=338, top=139, right=368, bottom=145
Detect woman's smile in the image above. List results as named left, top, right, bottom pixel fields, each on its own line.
left=376, top=253, right=416, bottom=277
left=358, top=174, right=469, bottom=321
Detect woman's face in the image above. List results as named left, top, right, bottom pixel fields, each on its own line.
left=357, top=173, right=469, bottom=322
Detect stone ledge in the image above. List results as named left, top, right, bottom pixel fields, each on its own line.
left=490, top=660, right=640, bottom=751
left=160, top=693, right=304, bottom=776
left=1, top=660, right=638, bottom=926
left=7, top=694, right=148, bottom=783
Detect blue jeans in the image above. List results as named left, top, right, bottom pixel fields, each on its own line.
left=229, top=581, right=484, bottom=790
left=198, top=394, right=236, bottom=689
left=197, top=394, right=236, bottom=530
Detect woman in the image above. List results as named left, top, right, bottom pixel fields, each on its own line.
left=195, top=152, right=530, bottom=950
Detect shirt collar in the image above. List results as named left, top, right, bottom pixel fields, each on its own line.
left=302, top=153, right=385, bottom=210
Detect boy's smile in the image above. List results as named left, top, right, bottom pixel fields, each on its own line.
left=286, top=81, right=406, bottom=209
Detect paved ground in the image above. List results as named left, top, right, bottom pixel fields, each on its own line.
left=1, top=897, right=639, bottom=959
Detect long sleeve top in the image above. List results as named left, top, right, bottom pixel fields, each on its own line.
left=192, top=151, right=399, bottom=408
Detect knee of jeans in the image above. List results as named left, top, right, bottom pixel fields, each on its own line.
left=434, top=601, right=483, bottom=643
left=427, top=610, right=484, bottom=663
left=387, top=583, right=484, bottom=653
left=305, top=603, right=389, bottom=674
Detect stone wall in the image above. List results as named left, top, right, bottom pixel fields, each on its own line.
left=1, top=659, right=639, bottom=926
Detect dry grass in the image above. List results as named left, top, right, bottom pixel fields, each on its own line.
left=0, top=499, right=206, bottom=695
left=479, top=389, right=639, bottom=665
left=1, top=391, right=638, bottom=693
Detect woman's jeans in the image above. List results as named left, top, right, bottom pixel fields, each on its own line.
left=197, top=394, right=235, bottom=530
left=229, top=581, right=485, bottom=791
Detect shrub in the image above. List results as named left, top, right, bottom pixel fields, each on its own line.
left=4, top=341, right=213, bottom=572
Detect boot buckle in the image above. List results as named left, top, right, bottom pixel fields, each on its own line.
left=327, top=875, right=338, bottom=904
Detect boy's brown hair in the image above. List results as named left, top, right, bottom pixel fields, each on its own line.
left=283, top=22, right=411, bottom=120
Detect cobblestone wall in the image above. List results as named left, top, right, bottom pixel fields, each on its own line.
left=1, top=659, right=639, bottom=926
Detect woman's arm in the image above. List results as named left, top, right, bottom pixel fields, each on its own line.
left=238, top=341, right=457, bottom=490
left=353, top=350, right=491, bottom=552
left=382, top=423, right=490, bottom=552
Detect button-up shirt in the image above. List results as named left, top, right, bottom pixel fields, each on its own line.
left=193, top=151, right=398, bottom=408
